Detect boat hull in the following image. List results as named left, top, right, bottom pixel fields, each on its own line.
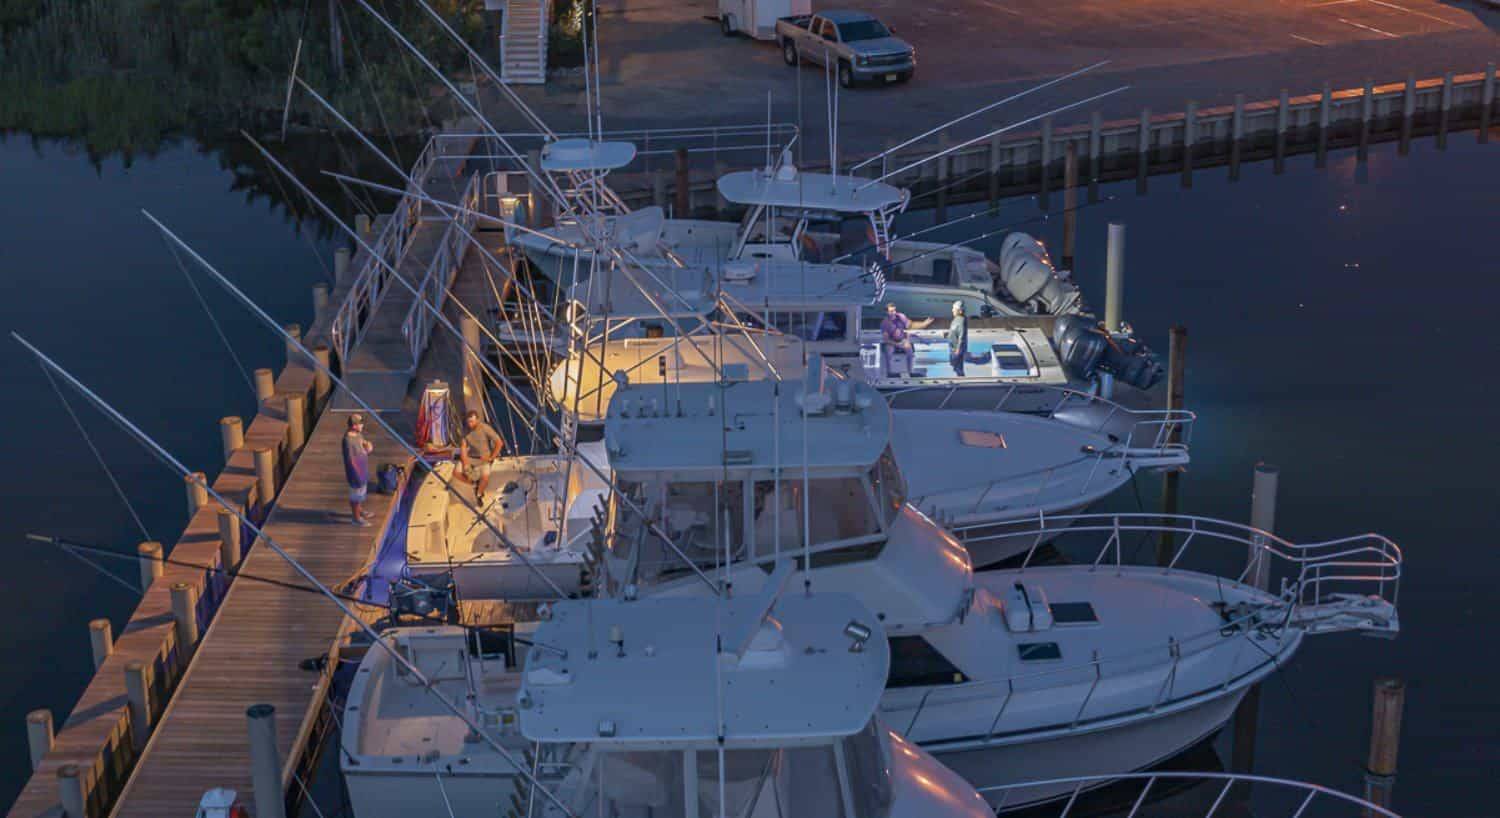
left=927, top=683, right=1246, bottom=810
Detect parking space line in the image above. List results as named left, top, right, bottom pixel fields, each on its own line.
left=1363, top=0, right=1462, bottom=26
left=1337, top=16, right=1399, bottom=36
left=1291, top=33, right=1329, bottom=45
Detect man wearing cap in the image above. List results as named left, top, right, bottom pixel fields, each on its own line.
left=946, top=301, right=992, bottom=377
left=879, top=302, right=930, bottom=377
left=342, top=414, right=375, bottom=526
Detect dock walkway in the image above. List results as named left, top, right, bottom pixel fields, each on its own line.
left=8, top=136, right=501, bottom=816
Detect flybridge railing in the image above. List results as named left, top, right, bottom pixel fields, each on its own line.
left=894, top=513, right=1401, bottom=742
left=885, top=382, right=1196, bottom=456
left=329, top=189, right=423, bottom=366
left=976, top=771, right=1402, bottom=817
left=402, top=173, right=482, bottom=368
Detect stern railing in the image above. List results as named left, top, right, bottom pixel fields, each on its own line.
left=976, top=771, right=1401, bottom=817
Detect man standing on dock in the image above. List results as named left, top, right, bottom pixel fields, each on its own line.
left=460, top=410, right=505, bottom=507
left=343, top=414, right=375, bottom=526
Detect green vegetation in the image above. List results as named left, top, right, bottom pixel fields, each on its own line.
left=0, top=0, right=487, bottom=160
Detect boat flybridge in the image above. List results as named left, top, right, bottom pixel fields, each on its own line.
left=585, top=374, right=1401, bottom=808
left=339, top=578, right=992, bottom=818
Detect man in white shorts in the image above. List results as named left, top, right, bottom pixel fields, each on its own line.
left=459, top=410, right=505, bottom=505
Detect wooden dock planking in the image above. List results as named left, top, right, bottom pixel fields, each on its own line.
left=107, top=416, right=400, bottom=817
left=7, top=364, right=317, bottom=818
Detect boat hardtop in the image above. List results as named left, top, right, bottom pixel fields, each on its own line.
left=716, top=165, right=907, bottom=214
left=605, top=369, right=891, bottom=481
left=540, top=137, right=638, bottom=172
left=520, top=578, right=888, bottom=746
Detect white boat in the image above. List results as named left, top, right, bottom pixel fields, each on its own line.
left=339, top=575, right=994, bottom=818
left=588, top=375, right=1400, bottom=808
left=508, top=151, right=1087, bottom=321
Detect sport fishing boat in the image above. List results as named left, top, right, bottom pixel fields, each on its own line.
left=507, top=143, right=1086, bottom=319
left=338, top=577, right=993, bottom=818
left=585, top=373, right=1400, bottom=808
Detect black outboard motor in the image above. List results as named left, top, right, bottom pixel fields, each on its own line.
left=1052, top=316, right=1165, bottom=391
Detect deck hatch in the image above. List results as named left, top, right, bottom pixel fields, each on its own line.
left=1017, top=642, right=1062, bottom=662
left=1048, top=602, right=1099, bottom=625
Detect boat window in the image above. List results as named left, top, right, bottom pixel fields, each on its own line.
left=842, top=719, right=894, bottom=817
left=737, top=310, right=849, bottom=343
left=870, top=450, right=905, bottom=518
left=750, top=478, right=880, bottom=555
left=838, top=19, right=891, bottom=41
left=594, top=751, right=687, bottom=816
left=1049, top=602, right=1099, bottom=625
left=697, top=749, right=779, bottom=818
left=888, top=636, right=968, bottom=688
left=1017, top=642, right=1063, bottom=662
left=886, top=256, right=954, bottom=286
left=780, top=745, right=847, bottom=818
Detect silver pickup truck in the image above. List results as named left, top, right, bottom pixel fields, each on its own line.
left=776, top=10, right=915, bottom=87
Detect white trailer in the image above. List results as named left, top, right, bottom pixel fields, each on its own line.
left=718, top=0, right=809, bottom=40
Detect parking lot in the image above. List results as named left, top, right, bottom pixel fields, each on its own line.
left=494, top=0, right=1500, bottom=156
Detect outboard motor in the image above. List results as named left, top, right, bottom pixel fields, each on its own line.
left=1052, top=316, right=1165, bottom=391
left=997, top=233, right=1083, bottom=315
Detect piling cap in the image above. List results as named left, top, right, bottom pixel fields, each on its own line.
left=57, top=764, right=79, bottom=779
left=26, top=710, right=51, bottom=725
left=246, top=703, right=275, bottom=719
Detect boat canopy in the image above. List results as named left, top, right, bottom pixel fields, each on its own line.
left=717, top=166, right=907, bottom=214
left=541, top=138, right=638, bottom=172
left=604, top=371, right=891, bottom=481
left=518, top=591, right=889, bottom=744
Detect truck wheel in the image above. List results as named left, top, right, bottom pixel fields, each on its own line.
left=838, top=61, right=853, bottom=88
left=720, top=14, right=735, bottom=36
left=782, top=40, right=798, bottom=65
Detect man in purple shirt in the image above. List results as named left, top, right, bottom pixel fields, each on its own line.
left=879, top=302, right=930, bottom=376
left=342, top=414, right=375, bottom=526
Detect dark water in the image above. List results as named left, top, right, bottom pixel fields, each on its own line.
left=895, top=136, right=1500, bottom=815
left=1, top=129, right=1496, bottom=816
left=0, top=135, right=332, bottom=809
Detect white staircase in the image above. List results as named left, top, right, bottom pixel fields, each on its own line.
left=500, top=0, right=548, bottom=85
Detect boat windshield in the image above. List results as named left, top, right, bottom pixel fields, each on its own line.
left=838, top=20, right=892, bottom=41
left=734, top=309, right=850, bottom=342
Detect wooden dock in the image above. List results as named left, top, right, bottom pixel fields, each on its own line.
left=7, top=134, right=509, bottom=816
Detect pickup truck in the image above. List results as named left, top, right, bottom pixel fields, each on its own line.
left=776, top=10, right=915, bottom=87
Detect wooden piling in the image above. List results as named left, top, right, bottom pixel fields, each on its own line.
left=673, top=147, right=690, bottom=217
left=312, top=283, right=330, bottom=316
left=284, top=324, right=303, bottom=367
left=220, top=416, right=244, bottom=462
left=1316, top=82, right=1331, bottom=168
left=1233, top=462, right=1278, bottom=776
left=1136, top=109, right=1151, bottom=163
left=354, top=213, right=371, bottom=239
left=1182, top=100, right=1197, bottom=186
left=171, top=582, right=199, bottom=648
left=652, top=170, right=667, bottom=209
left=124, top=660, right=151, bottom=750
left=253, top=446, right=277, bottom=510
left=137, top=541, right=164, bottom=589
left=1088, top=111, right=1102, bottom=169
left=26, top=709, right=53, bottom=771
left=333, top=247, right=351, bottom=285
left=284, top=393, right=307, bottom=453
left=1275, top=88, right=1289, bottom=175
left=1104, top=223, right=1125, bottom=333
left=248, top=704, right=287, bottom=818
left=1482, top=63, right=1496, bottom=143
left=460, top=315, right=484, bottom=416
left=1363, top=677, right=1406, bottom=815
left=88, top=618, right=112, bottom=670
left=1037, top=121, right=1051, bottom=208
left=1156, top=326, right=1187, bottom=567
left=1400, top=74, right=1416, bottom=154
left=57, top=764, right=85, bottom=818
left=185, top=472, right=208, bottom=518
left=1061, top=142, right=1078, bottom=272
left=1439, top=72, right=1454, bottom=149
left=312, top=344, right=333, bottom=404
left=253, top=368, right=276, bottom=403
left=218, top=508, right=242, bottom=571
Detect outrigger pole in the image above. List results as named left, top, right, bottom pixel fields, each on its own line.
left=11, top=333, right=581, bottom=818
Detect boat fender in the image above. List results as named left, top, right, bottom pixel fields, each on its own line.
left=1023, top=584, right=1053, bottom=631
left=1001, top=583, right=1033, bottom=632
